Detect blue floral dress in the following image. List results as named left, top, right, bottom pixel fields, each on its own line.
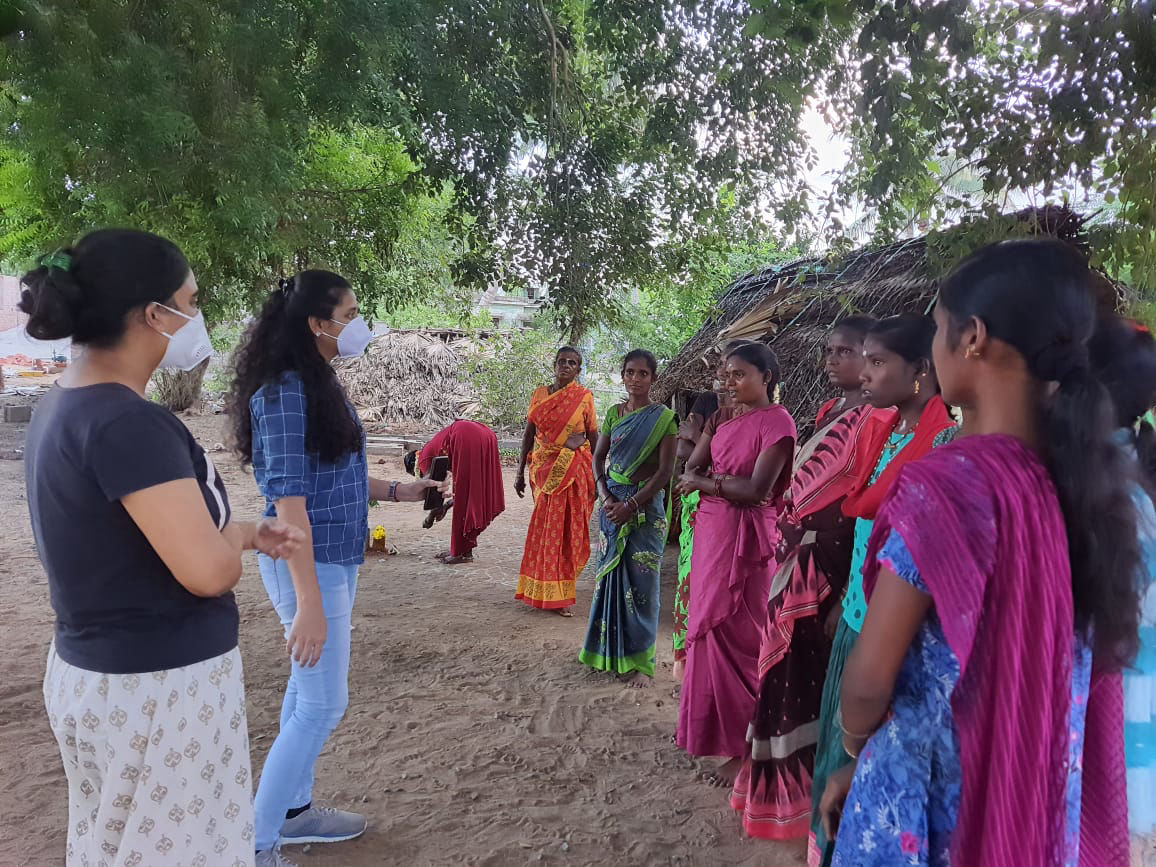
left=832, top=529, right=1092, bottom=866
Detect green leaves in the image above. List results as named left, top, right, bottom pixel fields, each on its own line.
left=741, top=0, right=1156, bottom=291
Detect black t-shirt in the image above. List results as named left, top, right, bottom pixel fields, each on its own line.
left=24, top=384, right=238, bottom=674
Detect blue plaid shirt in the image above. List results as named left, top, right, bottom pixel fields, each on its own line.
left=250, top=372, right=368, bottom=565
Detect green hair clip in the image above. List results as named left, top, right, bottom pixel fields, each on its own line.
left=39, top=250, right=72, bottom=271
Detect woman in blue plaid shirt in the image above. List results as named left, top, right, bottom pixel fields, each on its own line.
left=229, top=270, right=438, bottom=866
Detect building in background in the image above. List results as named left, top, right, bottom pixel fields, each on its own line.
left=0, top=275, right=25, bottom=332
left=477, top=286, right=543, bottom=329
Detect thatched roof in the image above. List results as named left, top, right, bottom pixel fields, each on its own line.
left=654, top=205, right=1123, bottom=423
left=338, top=329, right=482, bottom=429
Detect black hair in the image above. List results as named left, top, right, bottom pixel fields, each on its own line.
left=831, top=315, right=876, bottom=343
left=940, top=238, right=1140, bottom=668
left=227, top=270, right=362, bottom=465
left=621, top=348, right=658, bottom=375
left=725, top=341, right=780, bottom=400
left=1088, top=314, right=1156, bottom=488
left=555, top=346, right=582, bottom=363
left=867, top=313, right=936, bottom=365
left=403, top=450, right=418, bottom=477
left=18, top=229, right=190, bottom=348
left=721, top=338, right=753, bottom=355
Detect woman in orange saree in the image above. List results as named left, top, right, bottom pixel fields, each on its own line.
left=514, top=347, right=600, bottom=616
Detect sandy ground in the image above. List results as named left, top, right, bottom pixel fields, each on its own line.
left=0, top=410, right=803, bottom=867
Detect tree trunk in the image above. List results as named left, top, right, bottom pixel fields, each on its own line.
left=152, top=359, right=210, bottom=413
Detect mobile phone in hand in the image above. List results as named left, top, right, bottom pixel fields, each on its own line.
left=424, top=455, right=449, bottom=510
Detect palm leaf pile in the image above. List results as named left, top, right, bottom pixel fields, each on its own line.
left=338, top=329, right=483, bottom=429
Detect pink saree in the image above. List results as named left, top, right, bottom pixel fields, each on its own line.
left=863, top=434, right=1129, bottom=866
left=677, top=405, right=796, bottom=758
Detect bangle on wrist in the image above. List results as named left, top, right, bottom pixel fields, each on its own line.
left=388, top=480, right=399, bottom=503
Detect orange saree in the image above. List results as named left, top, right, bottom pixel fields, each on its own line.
left=515, top=383, right=598, bottom=609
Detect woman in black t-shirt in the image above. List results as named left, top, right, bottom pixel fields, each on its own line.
left=20, top=230, right=303, bottom=867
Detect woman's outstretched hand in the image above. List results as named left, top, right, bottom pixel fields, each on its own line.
left=252, top=518, right=306, bottom=560
left=396, top=478, right=448, bottom=503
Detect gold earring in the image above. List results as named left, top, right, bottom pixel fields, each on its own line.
left=965, top=346, right=978, bottom=359
left=913, top=379, right=921, bottom=395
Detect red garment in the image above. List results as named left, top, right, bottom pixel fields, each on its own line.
left=419, top=420, right=505, bottom=558
left=815, top=398, right=840, bottom=427
left=841, top=395, right=954, bottom=521
left=864, top=435, right=1129, bottom=866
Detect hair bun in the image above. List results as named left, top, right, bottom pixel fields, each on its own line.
left=19, top=259, right=83, bottom=341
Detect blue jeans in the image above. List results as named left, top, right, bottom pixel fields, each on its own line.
left=253, top=557, right=360, bottom=851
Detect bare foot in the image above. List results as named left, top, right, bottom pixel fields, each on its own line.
left=672, top=659, right=685, bottom=683
left=699, top=757, right=741, bottom=788
left=555, top=607, right=574, bottom=618
left=439, top=554, right=474, bottom=565
left=622, top=671, right=653, bottom=689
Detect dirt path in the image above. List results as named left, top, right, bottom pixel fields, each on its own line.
left=0, top=412, right=803, bottom=866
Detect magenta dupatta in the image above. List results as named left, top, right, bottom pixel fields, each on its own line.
left=863, top=435, right=1128, bottom=867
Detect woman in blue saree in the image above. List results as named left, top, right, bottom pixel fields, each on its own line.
left=581, top=350, right=677, bottom=686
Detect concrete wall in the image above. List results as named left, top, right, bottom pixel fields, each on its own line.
left=0, top=275, right=25, bottom=332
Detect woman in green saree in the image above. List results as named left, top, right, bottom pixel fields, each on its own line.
left=581, top=350, right=677, bottom=687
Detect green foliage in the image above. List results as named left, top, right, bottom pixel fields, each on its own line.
left=0, top=0, right=830, bottom=346
left=593, top=234, right=797, bottom=367
left=745, top=0, right=1156, bottom=289
left=396, top=0, right=830, bottom=339
left=0, top=4, right=461, bottom=324
left=465, top=328, right=556, bottom=430
left=382, top=302, right=491, bottom=330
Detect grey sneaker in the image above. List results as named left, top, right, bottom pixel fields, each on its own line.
left=255, top=848, right=297, bottom=867
left=279, top=805, right=368, bottom=845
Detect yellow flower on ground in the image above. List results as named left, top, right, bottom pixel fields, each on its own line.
left=372, top=525, right=386, bottom=542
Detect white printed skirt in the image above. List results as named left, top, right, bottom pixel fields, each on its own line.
left=43, top=644, right=255, bottom=867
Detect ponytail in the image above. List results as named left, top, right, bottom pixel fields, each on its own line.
left=1138, top=421, right=1156, bottom=490
left=227, top=270, right=360, bottom=465
left=1041, top=368, right=1140, bottom=666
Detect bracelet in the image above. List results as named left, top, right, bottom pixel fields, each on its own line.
left=714, top=477, right=723, bottom=498
left=839, top=720, right=873, bottom=741
left=388, top=481, right=399, bottom=503
left=627, top=496, right=641, bottom=513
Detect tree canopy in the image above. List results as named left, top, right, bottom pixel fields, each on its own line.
left=746, top=0, right=1156, bottom=286
left=1, top=0, right=1152, bottom=346
left=0, top=1, right=820, bottom=338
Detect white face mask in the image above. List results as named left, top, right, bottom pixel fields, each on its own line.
left=322, top=315, right=373, bottom=359
left=153, top=303, right=213, bottom=371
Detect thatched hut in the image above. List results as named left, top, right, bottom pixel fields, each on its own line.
left=655, top=205, right=1125, bottom=427
left=338, top=329, right=484, bottom=430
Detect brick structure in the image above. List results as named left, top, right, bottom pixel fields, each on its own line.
left=0, top=274, right=26, bottom=332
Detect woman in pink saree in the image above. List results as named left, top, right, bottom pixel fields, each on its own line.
left=819, top=240, right=1140, bottom=866
left=675, top=342, right=796, bottom=785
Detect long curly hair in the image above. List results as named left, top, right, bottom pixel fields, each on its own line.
left=228, top=270, right=363, bottom=465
